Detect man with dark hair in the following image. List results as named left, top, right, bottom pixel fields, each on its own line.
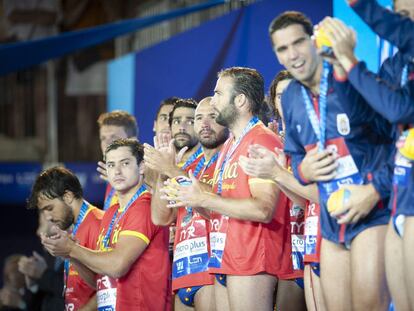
left=41, top=139, right=170, bottom=311
left=168, top=99, right=199, bottom=153
left=153, top=97, right=179, bottom=137
left=149, top=97, right=230, bottom=310
left=161, top=67, right=292, bottom=311
left=97, top=110, right=139, bottom=210
left=270, top=10, right=394, bottom=311
left=269, top=11, right=314, bottom=47
left=239, top=70, right=323, bottom=311
left=26, top=166, right=103, bottom=311
left=319, top=1, right=414, bottom=309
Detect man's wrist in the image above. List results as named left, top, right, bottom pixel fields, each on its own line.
left=337, top=54, right=358, bottom=73
left=68, top=241, right=79, bottom=259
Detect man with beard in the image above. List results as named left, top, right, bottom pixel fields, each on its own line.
left=41, top=139, right=170, bottom=311
left=161, top=67, right=292, bottom=311
left=27, top=166, right=103, bottom=311
left=148, top=97, right=229, bottom=311
left=269, top=11, right=395, bottom=311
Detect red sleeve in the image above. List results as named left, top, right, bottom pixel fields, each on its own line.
left=119, top=195, right=159, bottom=245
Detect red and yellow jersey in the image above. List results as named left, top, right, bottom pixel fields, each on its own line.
left=210, top=123, right=292, bottom=277
left=65, top=206, right=103, bottom=310
left=96, top=193, right=171, bottom=311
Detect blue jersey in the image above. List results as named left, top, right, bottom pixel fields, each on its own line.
left=350, top=0, right=414, bottom=217
left=282, top=74, right=394, bottom=244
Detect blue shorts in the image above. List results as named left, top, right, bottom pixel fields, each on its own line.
left=392, top=214, right=405, bottom=237
left=294, top=278, right=304, bottom=289
left=310, top=262, right=320, bottom=277
left=215, top=274, right=226, bottom=286
left=177, top=286, right=203, bottom=307
left=320, top=198, right=390, bottom=245
left=390, top=148, right=414, bottom=217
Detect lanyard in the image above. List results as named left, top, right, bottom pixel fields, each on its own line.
left=301, top=61, right=331, bottom=151
left=180, top=145, right=203, bottom=170
left=64, top=201, right=90, bottom=295
left=401, top=64, right=408, bottom=87
left=193, top=151, right=219, bottom=179
left=102, top=184, right=148, bottom=249
left=217, top=116, right=260, bottom=194
left=103, top=187, right=115, bottom=211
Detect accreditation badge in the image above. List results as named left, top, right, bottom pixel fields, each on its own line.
left=173, top=210, right=209, bottom=279
left=318, top=138, right=363, bottom=209
left=97, top=275, right=117, bottom=311
left=208, top=212, right=229, bottom=269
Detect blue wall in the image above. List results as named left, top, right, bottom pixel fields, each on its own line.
left=109, top=0, right=332, bottom=144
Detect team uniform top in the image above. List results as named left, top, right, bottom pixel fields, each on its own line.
left=282, top=73, right=395, bottom=244
left=210, top=122, right=292, bottom=277
left=96, top=192, right=170, bottom=311
left=65, top=205, right=103, bottom=310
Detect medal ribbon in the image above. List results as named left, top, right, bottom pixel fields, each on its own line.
left=217, top=116, right=260, bottom=194
left=301, top=61, right=331, bottom=151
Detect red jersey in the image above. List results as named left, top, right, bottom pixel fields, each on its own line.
left=65, top=205, right=103, bottom=310
left=96, top=192, right=171, bottom=311
left=172, top=152, right=217, bottom=291
left=210, top=123, right=292, bottom=277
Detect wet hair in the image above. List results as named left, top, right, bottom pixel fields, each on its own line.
left=268, top=11, right=314, bottom=39
left=97, top=110, right=138, bottom=138
left=218, top=67, right=264, bottom=115
left=269, top=70, right=293, bottom=119
left=105, top=138, right=144, bottom=166
left=169, top=98, right=198, bottom=126
left=27, top=166, right=83, bottom=210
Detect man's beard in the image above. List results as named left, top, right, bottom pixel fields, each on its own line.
left=198, top=128, right=229, bottom=149
left=59, top=203, right=75, bottom=230
left=215, top=98, right=238, bottom=128
left=173, top=132, right=197, bottom=149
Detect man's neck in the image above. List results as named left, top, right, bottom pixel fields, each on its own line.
left=230, top=114, right=255, bottom=141
left=302, top=60, right=323, bottom=95
left=117, top=180, right=143, bottom=210
left=181, top=143, right=201, bottom=163
left=202, top=145, right=220, bottom=161
left=72, top=198, right=84, bottom=224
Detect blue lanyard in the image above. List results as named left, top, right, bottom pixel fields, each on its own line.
left=180, top=145, right=203, bottom=171
left=301, top=61, right=331, bottom=151
left=103, top=187, right=115, bottom=211
left=217, top=116, right=260, bottom=194
left=401, top=64, right=408, bottom=87
left=193, top=151, right=219, bottom=179
left=64, top=201, right=90, bottom=294
left=102, top=184, right=148, bottom=249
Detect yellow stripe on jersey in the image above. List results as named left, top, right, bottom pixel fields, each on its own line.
left=248, top=178, right=276, bottom=185
left=119, top=230, right=150, bottom=244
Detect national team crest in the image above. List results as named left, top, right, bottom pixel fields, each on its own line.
left=336, top=113, right=350, bottom=136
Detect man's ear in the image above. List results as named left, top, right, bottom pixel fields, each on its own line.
left=138, top=161, right=145, bottom=176
left=234, top=93, right=248, bottom=110
left=62, top=191, right=75, bottom=205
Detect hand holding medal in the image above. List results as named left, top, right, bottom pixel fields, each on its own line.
left=397, top=129, right=414, bottom=161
